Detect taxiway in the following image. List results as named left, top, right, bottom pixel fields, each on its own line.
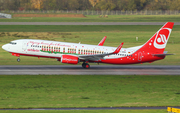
left=0, top=22, right=180, bottom=25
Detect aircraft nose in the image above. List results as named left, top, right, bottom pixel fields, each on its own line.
left=2, top=44, right=9, bottom=51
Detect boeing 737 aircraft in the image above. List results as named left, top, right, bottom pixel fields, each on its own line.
left=2, top=22, right=174, bottom=68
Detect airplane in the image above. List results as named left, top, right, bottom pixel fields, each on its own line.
left=2, top=22, right=174, bottom=68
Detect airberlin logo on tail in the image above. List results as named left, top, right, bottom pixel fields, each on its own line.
left=154, top=28, right=171, bottom=49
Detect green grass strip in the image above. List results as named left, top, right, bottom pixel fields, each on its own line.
left=0, top=75, right=179, bottom=108
left=0, top=109, right=167, bottom=113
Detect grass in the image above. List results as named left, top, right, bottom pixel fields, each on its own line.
left=0, top=110, right=167, bottom=113
left=1, top=15, right=180, bottom=22
left=0, top=75, right=179, bottom=108
left=0, top=25, right=180, bottom=65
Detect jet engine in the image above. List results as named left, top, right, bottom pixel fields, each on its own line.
left=61, top=55, right=79, bottom=64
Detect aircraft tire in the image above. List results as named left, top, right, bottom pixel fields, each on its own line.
left=85, top=64, right=90, bottom=69
left=17, top=58, right=20, bottom=62
left=82, top=63, right=90, bottom=69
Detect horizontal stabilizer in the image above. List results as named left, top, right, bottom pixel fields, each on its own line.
left=152, top=53, right=174, bottom=57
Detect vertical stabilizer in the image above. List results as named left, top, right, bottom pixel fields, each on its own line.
left=136, top=22, right=174, bottom=54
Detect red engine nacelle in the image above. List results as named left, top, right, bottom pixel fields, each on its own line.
left=61, top=55, right=79, bottom=64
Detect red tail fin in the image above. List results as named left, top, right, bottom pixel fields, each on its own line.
left=98, top=36, right=107, bottom=46
left=137, top=22, right=174, bottom=54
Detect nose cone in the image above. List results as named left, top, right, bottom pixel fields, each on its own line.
left=2, top=44, right=9, bottom=51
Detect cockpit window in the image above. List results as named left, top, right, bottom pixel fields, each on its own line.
left=9, top=42, right=17, bottom=45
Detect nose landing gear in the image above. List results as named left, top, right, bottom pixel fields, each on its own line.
left=17, top=58, right=20, bottom=62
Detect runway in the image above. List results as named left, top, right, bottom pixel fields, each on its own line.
left=0, top=65, right=179, bottom=75
left=1, top=22, right=180, bottom=25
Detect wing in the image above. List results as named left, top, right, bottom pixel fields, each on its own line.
left=98, top=36, right=107, bottom=46
left=78, top=42, right=124, bottom=61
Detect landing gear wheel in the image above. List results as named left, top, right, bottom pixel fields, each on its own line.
left=82, top=63, right=86, bottom=68
left=17, top=58, right=20, bottom=62
left=85, top=64, right=90, bottom=69
left=82, top=63, right=90, bottom=69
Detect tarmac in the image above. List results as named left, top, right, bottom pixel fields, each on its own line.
left=0, top=65, right=179, bottom=75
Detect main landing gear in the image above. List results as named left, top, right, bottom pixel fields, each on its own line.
left=17, top=57, right=20, bottom=62
left=82, top=62, right=90, bottom=69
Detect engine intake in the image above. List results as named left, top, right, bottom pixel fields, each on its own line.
left=61, top=55, right=79, bottom=64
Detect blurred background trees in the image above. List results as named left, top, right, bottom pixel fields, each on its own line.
left=0, top=0, right=179, bottom=11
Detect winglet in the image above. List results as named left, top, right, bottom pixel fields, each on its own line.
left=112, top=42, right=124, bottom=54
left=98, top=36, right=107, bottom=46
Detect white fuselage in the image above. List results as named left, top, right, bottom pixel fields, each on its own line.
left=2, top=39, right=139, bottom=60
